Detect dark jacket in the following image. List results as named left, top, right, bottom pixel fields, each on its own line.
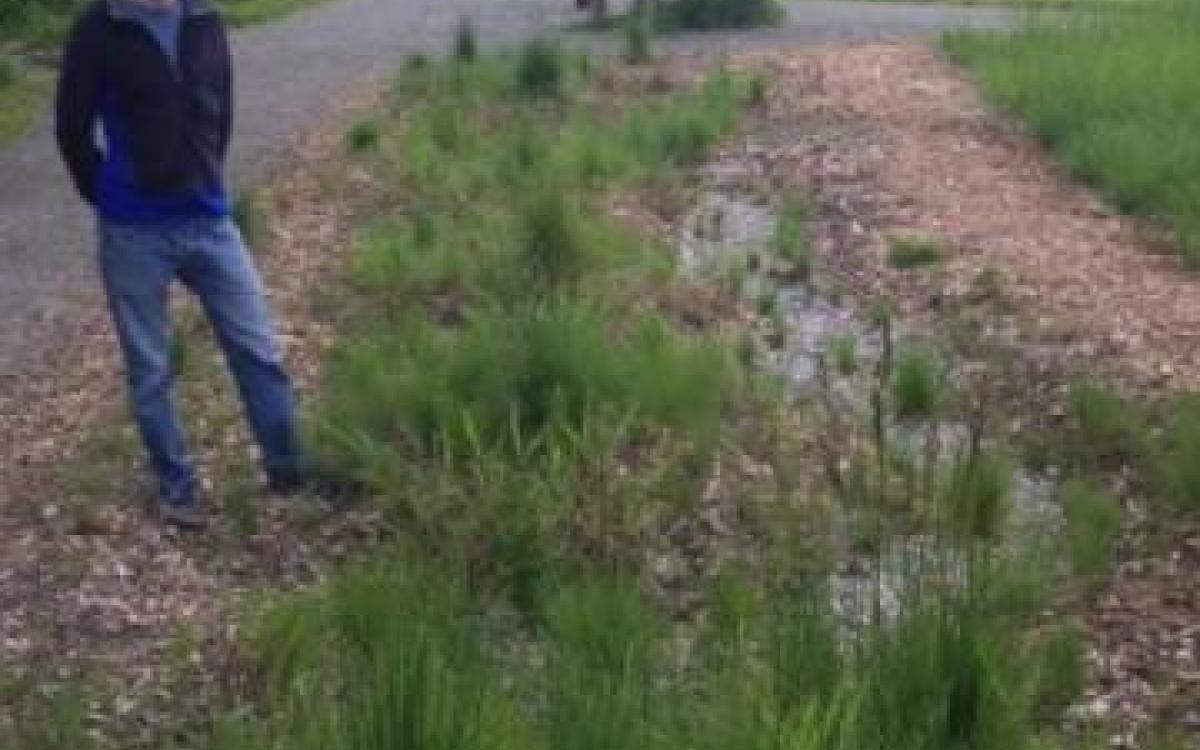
left=55, top=0, right=232, bottom=222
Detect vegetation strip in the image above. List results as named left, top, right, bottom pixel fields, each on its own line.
left=196, top=42, right=1117, bottom=749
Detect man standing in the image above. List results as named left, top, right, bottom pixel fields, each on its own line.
left=56, top=0, right=317, bottom=528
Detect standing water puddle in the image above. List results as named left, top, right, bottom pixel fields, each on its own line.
left=676, top=170, right=1062, bottom=628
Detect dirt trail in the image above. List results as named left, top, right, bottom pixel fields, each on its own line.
left=725, top=41, right=1200, bottom=737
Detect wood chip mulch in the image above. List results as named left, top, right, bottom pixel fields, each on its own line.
left=719, top=42, right=1200, bottom=742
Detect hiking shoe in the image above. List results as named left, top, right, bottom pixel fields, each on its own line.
left=159, top=500, right=206, bottom=530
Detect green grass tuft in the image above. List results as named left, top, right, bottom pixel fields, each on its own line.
left=346, top=119, right=382, bottom=153
left=826, top=333, right=858, bottom=378
left=651, top=0, right=784, bottom=31
left=888, top=234, right=948, bottom=269
left=891, top=346, right=942, bottom=419
left=455, top=16, right=478, bottom=62
left=947, top=450, right=1013, bottom=541
left=1062, top=478, right=1121, bottom=583
left=1067, top=379, right=1141, bottom=465
left=1152, top=396, right=1200, bottom=512
left=517, top=37, right=565, bottom=98
left=773, top=191, right=812, bottom=277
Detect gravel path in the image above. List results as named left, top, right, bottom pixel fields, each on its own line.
left=0, top=0, right=1019, bottom=392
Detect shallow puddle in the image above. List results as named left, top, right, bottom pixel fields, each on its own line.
left=677, top=177, right=1063, bottom=629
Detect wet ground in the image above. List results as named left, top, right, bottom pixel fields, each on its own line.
left=674, top=158, right=1065, bottom=630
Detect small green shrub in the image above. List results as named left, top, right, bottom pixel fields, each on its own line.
left=345, top=119, right=381, bottom=153
left=612, top=72, right=744, bottom=170
left=517, top=37, right=564, bottom=98
left=0, top=682, right=92, bottom=750
left=244, top=555, right=522, bottom=750
left=1062, top=479, right=1121, bottom=583
left=523, top=187, right=590, bottom=291
left=454, top=16, right=477, bottom=62
left=1153, top=396, right=1200, bottom=512
left=888, top=234, right=947, bottom=269
left=320, top=305, right=732, bottom=461
left=545, top=578, right=658, bottom=675
left=623, top=12, right=653, bottom=64
left=544, top=578, right=662, bottom=750
left=1067, top=379, right=1137, bottom=464
left=746, top=71, right=770, bottom=107
left=653, top=0, right=784, bottom=31
left=405, top=52, right=428, bottom=71
left=891, top=347, right=941, bottom=419
left=826, top=334, right=857, bottom=378
left=947, top=450, right=1013, bottom=541
left=1032, top=623, right=1088, bottom=718
left=773, top=191, right=812, bottom=277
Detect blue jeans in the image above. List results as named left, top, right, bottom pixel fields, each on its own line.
left=98, top=216, right=299, bottom=505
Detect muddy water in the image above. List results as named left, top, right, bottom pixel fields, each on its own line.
left=676, top=173, right=1063, bottom=626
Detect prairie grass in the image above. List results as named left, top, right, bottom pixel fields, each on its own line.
left=1065, top=379, right=1144, bottom=466
left=0, top=681, right=91, bottom=750
left=888, top=234, right=948, bottom=269
left=1062, top=479, right=1121, bottom=583
left=891, top=346, right=942, bottom=419
left=946, top=1, right=1200, bottom=264
left=345, top=118, right=381, bottom=153
left=772, top=191, right=812, bottom=277
left=207, top=47, right=1102, bottom=750
left=826, top=333, right=858, bottom=377
left=651, top=0, right=784, bottom=31
left=517, top=37, right=566, bottom=98
left=1151, top=396, right=1200, bottom=512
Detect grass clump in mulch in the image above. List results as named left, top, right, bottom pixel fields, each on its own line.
left=651, top=0, right=784, bottom=31
left=888, top=234, right=948, bottom=269
left=772, top=191, right=812, bottom=278
left=1061, top=478, right=1122, bottom=585
left=891, top=346, right=943, bottom=419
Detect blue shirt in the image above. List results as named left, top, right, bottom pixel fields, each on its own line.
left=97, top=0, right=229, bottom=224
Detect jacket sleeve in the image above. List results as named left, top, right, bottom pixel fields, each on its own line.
left=55, top=11, right=104, bottom=205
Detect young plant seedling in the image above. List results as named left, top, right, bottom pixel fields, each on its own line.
left=887, top=234, right=947, bottom=270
